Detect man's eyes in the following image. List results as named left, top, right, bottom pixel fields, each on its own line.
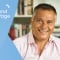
left=36, top=19, right=42, bottom=23
left=47, top=21, right=53, bottom=24
left=36, top=20, right=52, bottom=23
left=35, top=19, right=54, bottom=24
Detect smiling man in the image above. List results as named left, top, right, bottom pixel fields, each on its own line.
left=13, top=3, right=60, bottom=60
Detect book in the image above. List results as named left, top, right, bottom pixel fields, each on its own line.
left=18, top=0, right=24, bottom=15
left=24, top=5, right=33, bottom=15
left=17, top=0, right=33, bottom=15
left=14, top=24, right=19, bottom=38
left=24, top=0, right=33, bottom=6
left=18, top=24, right=22, bottom=37
left=22, top=24, right=27, bottom=35
left=8, top=27, right=16, bottom=40
left=10, top=23, right=31, bottom=38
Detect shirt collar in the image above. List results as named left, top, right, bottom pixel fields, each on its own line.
left=27, top=30, right=35, bottom=44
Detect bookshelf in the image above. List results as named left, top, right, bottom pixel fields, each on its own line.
left=9, top=0, right=60, bottom=40
left=53, top=26, right=60, bottom=38
left=9, top=0, right=33, bottom=40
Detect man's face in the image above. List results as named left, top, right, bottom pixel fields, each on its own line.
left=31, top=9, right=56, bottom=41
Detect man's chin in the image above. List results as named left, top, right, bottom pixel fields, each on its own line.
left=39, top=35, right=49, bottom=40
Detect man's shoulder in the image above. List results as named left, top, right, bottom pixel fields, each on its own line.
left=51, top=35, right=60, bottom=46
left=13, top=34, right=28, bottom=46
left=13, top=34, right=28, bottom=56
left=51, top=35, right=60, bottom=41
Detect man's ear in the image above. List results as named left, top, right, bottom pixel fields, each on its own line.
left=30, top=17, right=33, bottom=25
left=30, top=19, right=32, bottom=25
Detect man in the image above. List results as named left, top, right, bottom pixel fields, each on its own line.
left=13, top=3, right=60, bottom=60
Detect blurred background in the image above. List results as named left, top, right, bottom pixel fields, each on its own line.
left=8, top=0, right=60, bottom=40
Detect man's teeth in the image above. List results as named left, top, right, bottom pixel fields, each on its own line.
left=39, top=30, right=48, bottom=32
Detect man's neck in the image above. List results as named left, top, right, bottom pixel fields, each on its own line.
left=35, top=38, right=49, bottom=56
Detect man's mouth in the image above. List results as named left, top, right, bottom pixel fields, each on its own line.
left=38, top=29, right=48, bottom=33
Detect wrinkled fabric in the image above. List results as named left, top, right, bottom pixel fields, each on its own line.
left=13, top=31, right=60, bottom=60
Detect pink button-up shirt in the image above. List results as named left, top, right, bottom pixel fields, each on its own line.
left=13, top=31, right=60, bottom=60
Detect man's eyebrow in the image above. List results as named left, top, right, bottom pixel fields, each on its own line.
left=35, top=17, right=42, bottom=19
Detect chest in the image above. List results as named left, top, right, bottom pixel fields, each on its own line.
left=22, top=43, right=60, bottom=60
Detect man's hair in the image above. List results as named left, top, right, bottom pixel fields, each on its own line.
left=34, top=3, right=57, bottom=15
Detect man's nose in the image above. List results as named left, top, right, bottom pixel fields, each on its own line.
left=42, top=22, right=48, bottom=29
